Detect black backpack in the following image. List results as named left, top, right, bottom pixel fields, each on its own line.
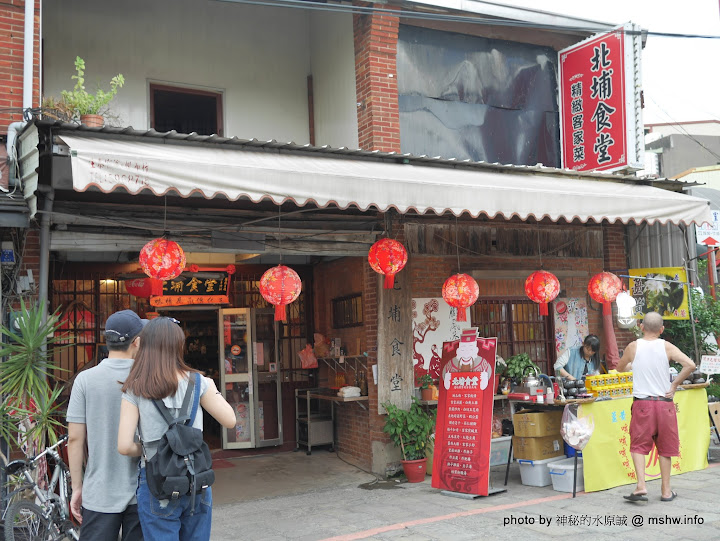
left=144, top=372, right=215, bottom=513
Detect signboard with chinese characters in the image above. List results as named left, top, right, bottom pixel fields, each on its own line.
left=700, top=355, right=720, bottom=375
left=559, top=23, right=643, bottom=172
left=412, top=298, right=471, bottom=384
left=377, top=267, right=413, bottom=414
left=628, top=267, right=689, bottom=320
left=695, top=209, right=720, bottom=246
left=432, top=331, right=496, bottom=496
left=150, top=272, right=231, bottom=307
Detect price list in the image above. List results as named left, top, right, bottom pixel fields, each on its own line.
left=443, top=376, right=483, bottom=479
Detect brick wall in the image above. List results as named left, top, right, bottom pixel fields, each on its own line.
left=0, top=0, right=40, bottom=135
left=312, top=257, right=372, bottom=469
left=353, top=2, right=400, bottom=152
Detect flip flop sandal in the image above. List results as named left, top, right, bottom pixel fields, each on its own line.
left=661, top=491, right=678, bottom=502
left=623, top=493, right=649, bottom=502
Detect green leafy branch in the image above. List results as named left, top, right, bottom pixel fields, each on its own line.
left=61, top=56, right=124, bottom=117
left=383, top=398, right=436, bottom=461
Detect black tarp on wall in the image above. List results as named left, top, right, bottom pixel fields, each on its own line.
left=398, top=26, right=561, bottom=167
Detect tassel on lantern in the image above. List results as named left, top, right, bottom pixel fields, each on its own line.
left=148, top=278, right=164, bottom=296
left=456, top=307, right=468, bottom=322
left=274, top=304, right=287, bottom=322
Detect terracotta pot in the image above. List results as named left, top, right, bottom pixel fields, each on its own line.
left=401, top=458, right=427, bottom=483
left=80, top=114, right=104, bottom=128
left=421, top=387, right=433, bottom=401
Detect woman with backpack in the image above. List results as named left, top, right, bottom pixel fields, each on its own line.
left=118, top=317, right=236, bottom=541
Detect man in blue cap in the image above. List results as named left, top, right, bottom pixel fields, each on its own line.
left=67, top=310, right=148, bottom=540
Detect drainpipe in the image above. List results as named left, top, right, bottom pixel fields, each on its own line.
left=37, top=185, right=54, bottom=323
left=23, top=0, right=34, bottom=111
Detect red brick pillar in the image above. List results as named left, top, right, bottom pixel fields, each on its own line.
left=603, top=224, right=635, bottom=356
left=0, top=0, right=41, bottom=136
left=353, top=2, right=401, bottom=153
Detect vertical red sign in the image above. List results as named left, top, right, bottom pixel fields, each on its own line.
left=431, top=331, right=496, bottom=496
left=559, top=29, right=628, bottom=172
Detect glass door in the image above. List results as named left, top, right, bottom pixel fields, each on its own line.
left=252, top=309, right=283, bottom=447
left=219, top=308, right=254, bottom=449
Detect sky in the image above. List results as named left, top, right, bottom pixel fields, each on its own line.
left=508, top=0, right=720, bottom=125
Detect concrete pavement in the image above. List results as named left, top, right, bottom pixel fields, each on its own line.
left=210, top=449, right=720, bottom=540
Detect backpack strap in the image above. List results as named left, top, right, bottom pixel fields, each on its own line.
left=152, top=373, right=196, bottom=426
left=187, top=372, right=202, bottom=426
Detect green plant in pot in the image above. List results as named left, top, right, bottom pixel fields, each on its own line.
left=383, top=398, right=436, bottom=482
left=0, top=300, right=68, bottom=465
left=61, top=56, right=124, bottom=127
left=418, top=374, right=434, bottom=401
left=505, top=353, right=540, bottom=385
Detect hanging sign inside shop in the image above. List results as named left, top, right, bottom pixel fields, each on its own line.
left=432, top=329, right=497, bottom=496
left=150, top=272, right=231, bottom=307
left=559, top=23, right=644, bottom=172
left=628, top=267, right=689, bottom=320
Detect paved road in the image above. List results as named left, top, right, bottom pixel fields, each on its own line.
left=210, top=453, right=720, bottom=540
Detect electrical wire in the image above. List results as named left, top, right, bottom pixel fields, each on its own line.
left=215, top=0, right=720, bottom=40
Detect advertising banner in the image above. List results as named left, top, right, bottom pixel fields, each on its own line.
left=581, top=390, right=709, bottom=492
left=432, top=329, right=496, bottom=496
left=628, top=267, right=689, bottom=320
left=559, top=23, right=643, bottom=172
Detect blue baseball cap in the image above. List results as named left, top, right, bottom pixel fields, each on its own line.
left=104, top=310, right=148, bottom=344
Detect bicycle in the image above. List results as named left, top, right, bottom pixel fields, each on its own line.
left=2, top=435, right=79, bottom=541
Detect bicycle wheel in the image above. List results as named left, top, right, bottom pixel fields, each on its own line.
left=4, top=500, right=52, bottom=541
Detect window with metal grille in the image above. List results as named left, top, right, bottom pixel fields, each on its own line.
left=471, top=297, right=555, bottom=375
left=331, top=293, right=363, bottom=329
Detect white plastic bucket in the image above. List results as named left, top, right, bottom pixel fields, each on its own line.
left=518, top=455, right=567, bottom=487
left=548, top=457, right=584, bottom=492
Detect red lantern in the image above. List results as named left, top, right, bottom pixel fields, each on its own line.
left=368, top=238, right=408, bottom=289
left=124, top=278, right=155, bottom=298
left=588, top=272, right=623, bottom=315
left=525, top=271, right=560, bottom=316
left=442, top=273, right=479, bottom=322
left=259, top=265, right=302, bottom=322
left=139, top=239, right=186, bottom=295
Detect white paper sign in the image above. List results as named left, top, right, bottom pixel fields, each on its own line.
left=700, top=355, right=720, bottom=375
left=696, top=210, right=720, bottom=246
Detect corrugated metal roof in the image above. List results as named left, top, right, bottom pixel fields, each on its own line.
left=29, top=119, right=689, bottom=191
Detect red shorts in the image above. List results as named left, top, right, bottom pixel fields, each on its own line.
left=629, top=399, right=679, bottom=457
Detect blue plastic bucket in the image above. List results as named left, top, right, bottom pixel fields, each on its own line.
left=564, top=442, right=583, bottom=458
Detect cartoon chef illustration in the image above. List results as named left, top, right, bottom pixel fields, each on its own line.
left=442, top=328, right=491, bottom=391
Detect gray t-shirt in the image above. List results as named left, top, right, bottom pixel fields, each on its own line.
left=122, top=373, right=209, bottom=461
left=66, top=358, right=139, bottom=513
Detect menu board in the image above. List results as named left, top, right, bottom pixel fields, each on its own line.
left=432, top=332, right=496, bottom=496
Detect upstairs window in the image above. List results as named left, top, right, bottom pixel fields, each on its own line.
left=150, top=84, right=223, bottom=136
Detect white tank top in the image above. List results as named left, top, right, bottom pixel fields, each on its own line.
left=632, top=339, right=670, bottom=398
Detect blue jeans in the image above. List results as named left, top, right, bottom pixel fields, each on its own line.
left=136, top=468, right=212, bottom=541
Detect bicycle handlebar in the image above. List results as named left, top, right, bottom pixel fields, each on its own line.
left=30, top=434, right=69, bottom=463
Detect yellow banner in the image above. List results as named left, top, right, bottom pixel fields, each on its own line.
left=628, top=266, right=689, bottom=320
left=580, top=389, right=709, bottom=492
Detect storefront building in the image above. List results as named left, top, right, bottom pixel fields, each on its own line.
left=2, top=1, right=713, bottom=474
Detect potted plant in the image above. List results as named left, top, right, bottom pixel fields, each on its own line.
left=0, top=300, right=67, bottom=466
left=61, top=56, right=125, bottom=127
left=383, top=398, right=436, bottom=482
left=418, top=374, right=434, bottom=401
left=505, top=352, right=540, bottom=385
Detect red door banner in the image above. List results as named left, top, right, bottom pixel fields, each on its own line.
left=432, top=329, right=496, bottom=496
left=559, top=24, right=643, bottom=173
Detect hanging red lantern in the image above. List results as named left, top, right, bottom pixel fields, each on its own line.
left=525, top=270, right=560, bottom=316
left=139, top=238, right=186, bottom=295
left=588, top=272, right=623, bottom=315
left=259, top=265, right=302, bottom=322
left=124, top=278, right=155, bottom=298
left=442, top=273, right=479, bottom=322
left=368, top=238, right=408, bottom=289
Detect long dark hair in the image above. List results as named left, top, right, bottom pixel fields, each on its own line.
left=581, top=334, right=601, bottom=374
left=121, top=317, right=198, bottom=400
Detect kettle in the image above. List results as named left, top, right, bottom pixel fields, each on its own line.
left=521, top=366, right=541, bottom=388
